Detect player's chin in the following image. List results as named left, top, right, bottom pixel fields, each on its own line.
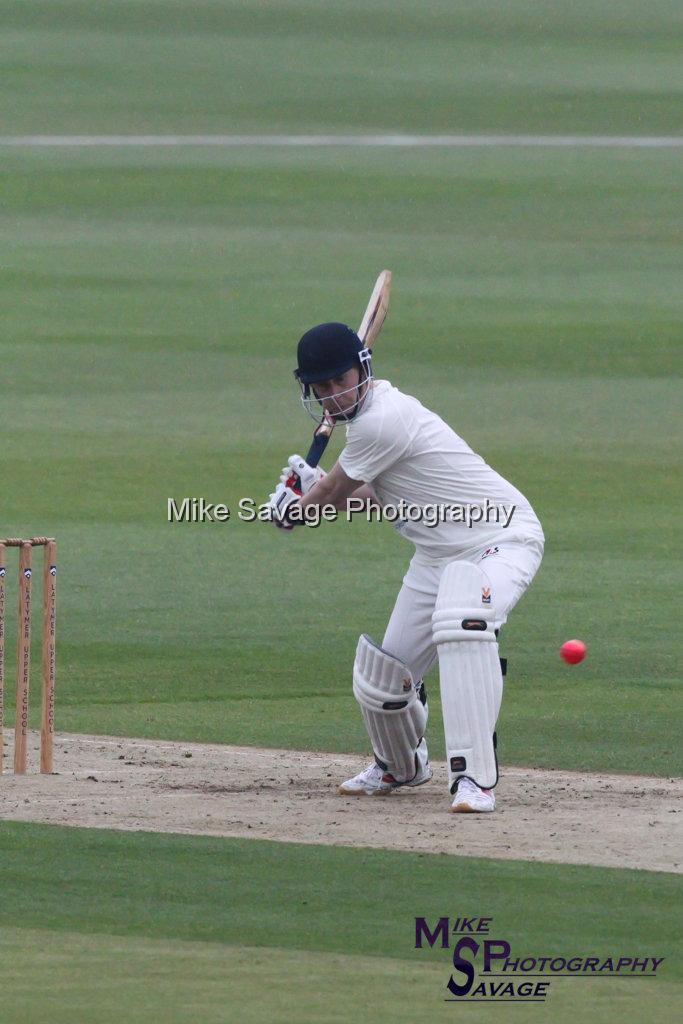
left=330, top=403, right=358, bottom=421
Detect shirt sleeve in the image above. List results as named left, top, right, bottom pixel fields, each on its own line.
left=338, top=404, right=413, bottom=484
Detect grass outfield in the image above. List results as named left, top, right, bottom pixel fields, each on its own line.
left=2, top=3, right=680, bottom=775
left=2, top=934, right=680, bottom=1024
left=0, top=822, right=680, bottom=1023
left=2, top=0, right=682, bottom=135
left=1, top=4, right=681, bottom=1023
left=1, top=140, right=680, bottom=774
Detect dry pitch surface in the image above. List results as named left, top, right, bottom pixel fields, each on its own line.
left=0, top=731, right=680, bottom=874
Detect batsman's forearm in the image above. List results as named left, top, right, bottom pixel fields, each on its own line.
left=341, top=484, right=378, bottom=513
left=300, top=482, right=377, bottom=517
left=298, top=473, right=342, bottom=511
left=319, top=485, right=374, bottom=512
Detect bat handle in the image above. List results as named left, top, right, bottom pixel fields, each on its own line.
left=286, top=418, right=333, bottom=492
left=306, top=426, right=332, bottom=469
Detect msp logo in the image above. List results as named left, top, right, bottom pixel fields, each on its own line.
left=414, top=916, right=665, bottom=1005
left=0, top=567, right=5, bottom=578
left=49, top=565, right=57, bottom=576
left=23, top=568, right=32, bottom=579
left=481, top=587, right=491, bottom=604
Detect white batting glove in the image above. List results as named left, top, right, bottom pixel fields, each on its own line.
left=267, top=482, right=302, bottom=531
left=280, top=454, right=326, bottom=496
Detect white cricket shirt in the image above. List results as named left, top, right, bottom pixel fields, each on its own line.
left=338, top=380, right=544, bottom=562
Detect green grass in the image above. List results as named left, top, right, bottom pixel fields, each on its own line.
left=1, top=5, right=682, bottom=1023
left=0, top=822, right=680, bottom=1022
left=1, top=143, right=680, bottom=775
left=2, top=931, right=681, bottom=1024
left=0, top=2, right=681, bottom=777
left=2, top=1, right=682, bottom=134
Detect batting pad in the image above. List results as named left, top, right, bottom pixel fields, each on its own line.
left=432, top=561, right=503, bottom=791
left=353, top=634, right=428, bottom=783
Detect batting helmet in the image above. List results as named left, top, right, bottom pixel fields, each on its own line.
left=294, top=322, right=367, bottom=386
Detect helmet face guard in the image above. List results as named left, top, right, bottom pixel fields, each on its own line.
left=294, top=322, right=374, bottom=421
left=298, top=348, right=373, bottom=422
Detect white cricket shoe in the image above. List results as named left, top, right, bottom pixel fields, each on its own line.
left=451, top=777, right=496, bottom=813
left=338, top=740, right=432, bottom=796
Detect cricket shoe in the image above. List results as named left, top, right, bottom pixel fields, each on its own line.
left=338, top=740, right=433, bottom=796
left=451, top=777, right=496, bottom=813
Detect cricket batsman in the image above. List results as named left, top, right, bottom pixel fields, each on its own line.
left=267, top=322, right=544, bottom=812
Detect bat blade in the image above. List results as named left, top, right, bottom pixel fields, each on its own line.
left=358, top=269, right=391, bottom=346
left=304, top=270, right=392, bottom=469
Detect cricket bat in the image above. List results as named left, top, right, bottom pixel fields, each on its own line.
left=304, top=269, right=392, bottom=469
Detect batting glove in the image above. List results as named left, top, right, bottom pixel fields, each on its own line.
left=281, top=454, right=326, bottom=495
left=267, top=481, right=303, bottom=531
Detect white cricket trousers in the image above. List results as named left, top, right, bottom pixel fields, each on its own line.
left=382, top=538, right=544, bottom=681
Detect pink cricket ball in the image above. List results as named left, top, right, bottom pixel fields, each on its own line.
left=560, top=639, right=586, bottom=664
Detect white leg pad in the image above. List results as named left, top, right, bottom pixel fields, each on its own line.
left=353, top=634, right=428, bottom=783
left=432, top=561, right=503, bottom=791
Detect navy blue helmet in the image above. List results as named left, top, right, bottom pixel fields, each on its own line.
left=294, top=322, right=366, bottom=386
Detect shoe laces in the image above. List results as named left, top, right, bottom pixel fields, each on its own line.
left=458, top=777, right=482, bottom=796
left=360, top=763, right=384, bottom=782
